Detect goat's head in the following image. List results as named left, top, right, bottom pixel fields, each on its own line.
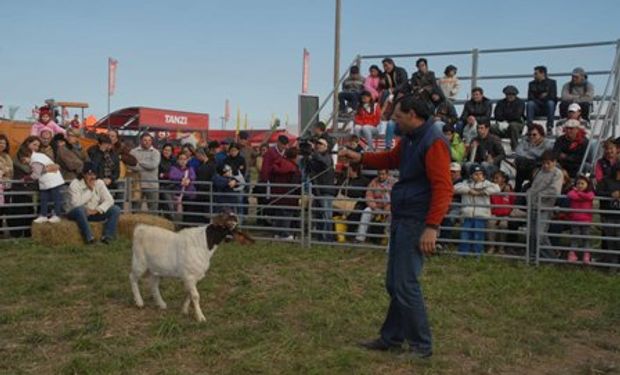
left=209, top=211, right=255, bottom=246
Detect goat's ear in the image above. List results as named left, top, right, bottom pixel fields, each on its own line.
left=233, top=230, right=255, bottom=245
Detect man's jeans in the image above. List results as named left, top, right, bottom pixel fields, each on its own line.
left=354, top=125, right=379, bottom=151
left=380, top=218, right=432, bottom=354
left=338, top=92, right=359, bottom=112
left=526, top=100, right=556, bottom=130
left=314, top=196, right=334, bottom=242
left=67, top=205, right=121, bottom=241
left=384, top=120, right=396, bottom=150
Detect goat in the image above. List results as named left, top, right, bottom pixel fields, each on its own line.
left=129, top=212, right=254, bottom=321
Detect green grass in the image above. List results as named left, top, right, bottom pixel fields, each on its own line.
left=0, top=238, right=618, bottom=375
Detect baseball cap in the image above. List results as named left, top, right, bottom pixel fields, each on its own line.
left=568, top=103, right=581, bottom=112
left=470, top=164, right=484, bottom=174
left=564, top=119, right=582, bottom=128
left=449, top=162, right=462, bottom=171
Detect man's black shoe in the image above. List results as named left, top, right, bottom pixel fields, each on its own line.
left=86, top=238, right=96, bottom=245
left=358, top=338, right=401, bottom=351
left=100, top=236, right=111, bottom=244
left=406, top=349, right=433, bottom=359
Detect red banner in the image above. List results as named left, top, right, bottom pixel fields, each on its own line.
left=108, top=58, right=118, bottom=96
left=302, top=48, right=309, bottom=94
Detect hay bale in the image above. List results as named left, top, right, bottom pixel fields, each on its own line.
left=31, top=219, right=105, bottom=246
left=31, top=213, right=174, bottom=246
left=117, top=213, right=175, bottom=240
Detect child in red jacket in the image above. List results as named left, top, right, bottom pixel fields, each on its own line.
left=488, top=171, right=515, bottom=254
left=353, top=91, right=382, bottom=151
left=566, top=175, right=595, bottom=264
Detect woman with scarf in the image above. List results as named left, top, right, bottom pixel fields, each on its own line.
left=552, top=119, right=589, bottom=178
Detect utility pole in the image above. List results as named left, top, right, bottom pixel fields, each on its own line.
left=332, top=0, right=341, bottom=131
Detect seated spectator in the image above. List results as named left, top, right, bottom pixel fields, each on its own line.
left=397, top=58, right=437, bottom=103
left=566, top=175, right=595, bottom=264
left=442, top=124, right=466, bottom=163
left=454, top=164, right=500, bottom=255
left=487, top=171, right=515, bottom=254
left=38, top=129, right=55, bottom=160
left=364, top=65, right=382, bottom=102
left=65, top=162, right=121, bottom=244
left=212, top=164, right=239, bottom=213
left=431, top=89, right=458, bottom=128
left=514, top=123, right=553, bottom=192
left=438, top=64, right=459, bottom=102
left=169, top=152, right=197, bottom=224
left=596, top=164, right=620, bottom=265
left=345, top=134, right=364, bottom=154
left=28, top=147, right=64, bottom=223
left=65, top=128, right=88, bottom=162
left=555, top=103, right=590, bottom=135
left=9, top=137, right=40, bottom=237
left=553, top=119, right=589, bottom=178
left=560, top=67, right=594, bottom=120
left=380, top=58, right=408, bottom=104
left=30, top=106, right=66, bottom=136
left=355, top=169, right=395, bottom=243
left=353, top=91, right=382, bottom=151
left=270, top=148, right=302, bottom=240
left=129, top=133, right=161, bottom=212
left=87, top=134, right=120, bottom=190
left=466, top=121, right=505, bottom=178
left=527, top=65, right=558, bottom=133
left=158, top=143, right=176, bottom=218
left=595, top=138, right=619, bottom=183
left=338, top=66, right=365, bottom=114
left=493, top=85, right=525, bottom=151
left=456, top=87, right=493, bottom=144
left=528, top=150, right=564, bottom=259
left=51, top=133, right=83, bottom=181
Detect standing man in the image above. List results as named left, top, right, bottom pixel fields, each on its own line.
left=129, top=133, right=161, bottom=211
left=339, top=96, right=453, bottom=358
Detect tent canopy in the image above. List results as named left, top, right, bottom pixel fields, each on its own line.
left=96, top=107, right=209, bottom=131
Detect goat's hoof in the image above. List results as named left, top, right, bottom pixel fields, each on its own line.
left=196, top=315, right=206, bottom=322
left=135, top=303, right=144, bottom=309
left=158, top=304, right=167, bottom=310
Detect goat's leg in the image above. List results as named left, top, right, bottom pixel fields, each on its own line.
left=129, top=270, right=145, bottom=308
left=184, top=278, right=205, bottom=322
left=149, top=275, right=167, bottom=309
left=181, top=294, right=192, bottom=315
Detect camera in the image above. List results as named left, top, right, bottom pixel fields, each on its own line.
left=298, top=138, right=314, bottom=157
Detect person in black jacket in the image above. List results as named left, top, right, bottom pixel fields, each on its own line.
left=86, top=134, right=120, bottom=189
left=456, top=87, right=493, bottom=135
left=596, top=164, right=620, bottom=265
left=380, top=58, right=408, bottom=104
left=527, top=65, right=558, bottom=133
left=306, top=137, right=336, bottom=242
left=466, top=121, right=506, bottom=178
left=396, top=58, right=438, bottom=103
left=552, top=119, right=588, bottom=178
left=493, top=85, right=525, bottom=151
left=430, top=89, right=458, bottom=128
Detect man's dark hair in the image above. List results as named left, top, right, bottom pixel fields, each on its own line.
left=140, top=132, right=153, bottom=140
left=314, top=121, right=326, bottom=131
left=541, top=150, right=557, bottom=162
left=442, top=124, right=455, bottom=133
left=381, top=57, right=395, bottom=66
left=534, top=65, right=548, bottom=76
left=528, top=123, right=546, bottom=137
left=394, top=95, right=432, bottom=120
left=350, top=66, right=360, bottom=74
left=477, top=121, right=491, bottom=129
left=471, top=87, right=484, bottom=95
left=97, top=134, right=112, bottom=144
left=161, top=142, right=174, bottom=151
left=416, top=58, right=428, bottom=67
left=444, top=64, right=457, bottom=75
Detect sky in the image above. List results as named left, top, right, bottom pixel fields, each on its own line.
left=2, top=0, right=620, bottom=132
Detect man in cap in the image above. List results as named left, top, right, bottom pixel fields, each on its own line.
left=306, top=136, right=336, bottom=242
left=552, top=119, right=589, bottom=177
left=493, top=85, right=525, bottom=150
left=555, top=103, right=589, bottom=135
left=65, top=161, right=121, bottom=244
left=310, top=121, right=336, bottom=151
left=560, top=67, right=594, bottom=120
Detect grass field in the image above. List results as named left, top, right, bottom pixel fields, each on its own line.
left=0, top=238, right=619, bottom=375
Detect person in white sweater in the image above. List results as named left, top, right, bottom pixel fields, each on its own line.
left=66, top=162, right=121, bottom=244
left=129, top=133, right=161, bottom=212
left=454, top=164, right=500, bottom=254
left=28, top=149, right=65, bottom=223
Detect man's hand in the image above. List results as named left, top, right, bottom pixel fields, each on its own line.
left=337, top=148, right=362, bottom=164
left=612, top=190, right=620, bottom=199
left=86, top=208, right=99, bottom=216
left=46, top=164, right=60, bottom=173
left=467, top=115, right=476, bottom=125
left=228, top=179, right=238, bottom=188
left=85, top=178, right=96, bottom=190
left=420, top=227, right=438, bottom=256
left=103, top=178, right=112, bottom=186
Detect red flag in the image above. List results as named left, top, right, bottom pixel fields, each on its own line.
left=108, top=58, right=118, bottom=96
left=224, top=99, right=231, bottom=122
left=302, top=48, right=309, bottom=94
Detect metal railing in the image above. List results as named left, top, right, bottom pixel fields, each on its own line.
left=2, top=177, right=619, bottom=269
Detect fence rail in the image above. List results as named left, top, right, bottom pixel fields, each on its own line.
left=1, top=178, right=619, bottom=269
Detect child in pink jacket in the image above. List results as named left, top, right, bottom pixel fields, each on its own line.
left=30, top=106, right=66, bottom=137
left=566, top=175, right=595, bottom=264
